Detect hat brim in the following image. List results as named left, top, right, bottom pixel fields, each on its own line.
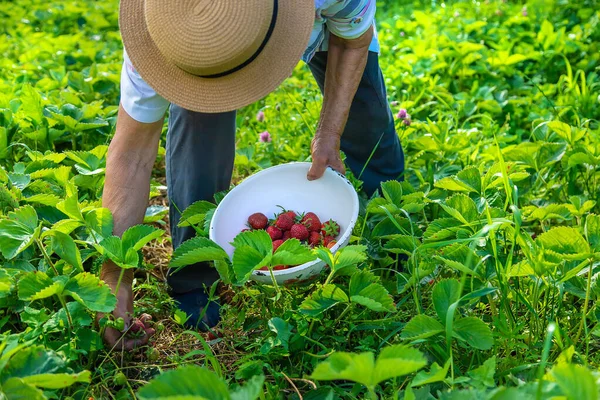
left=119, top=1, right=315, bottom=113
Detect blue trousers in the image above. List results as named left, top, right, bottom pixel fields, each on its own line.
left=165, top=52, right=404, bottom=293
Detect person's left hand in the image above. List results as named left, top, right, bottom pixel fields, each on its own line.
left=307, top=132, right=345, bottom=181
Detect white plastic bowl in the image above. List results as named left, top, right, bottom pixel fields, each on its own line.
left=209, top=162, right=359, bottom=285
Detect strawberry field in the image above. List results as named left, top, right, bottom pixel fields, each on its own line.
left=2, top=0, right=600, bottom=398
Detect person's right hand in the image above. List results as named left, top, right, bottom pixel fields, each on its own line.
left=98, top=263, right=156, bottom=351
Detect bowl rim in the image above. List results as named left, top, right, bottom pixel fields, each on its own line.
left=208, top=162, right=360, bottom=276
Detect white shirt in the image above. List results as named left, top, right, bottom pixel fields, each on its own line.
left=121, top=0, right=379, bottom=123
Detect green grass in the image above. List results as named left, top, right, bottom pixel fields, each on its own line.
left=1, top=0, right=600, bottom=399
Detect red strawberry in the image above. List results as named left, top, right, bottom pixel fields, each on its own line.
left=283, top=211, right=297, bottom=220
left=327, top=240, right=337, bottom=249
left=323, top=235, right=335, bottom=247
left=272, top=239, right=284, bottom=252
left=266, top=226, right=282, bottom=240
left=128, top=319, right=146, bottom=337
left=259, top=266, right=269, bottom=271
left=302, top=212, right=322, bottom=232
left=282, top=230, right=292, bottom=241
left=274, top=265, right=287, bottom=270
left=248, top=213, right=268, bottom=230
left=290, top=223, right=309, bottom=241
left=321, top=219, right=340, bottom=237
left=308, top=231, right=322, bottom=247
left=275, top=214, right=294, bottom=231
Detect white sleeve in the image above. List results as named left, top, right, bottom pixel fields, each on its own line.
left=120, top=50, right=170, bottom=123
left=327, top=0, right=376, bottom=40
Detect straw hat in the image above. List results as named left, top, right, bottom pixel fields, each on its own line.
left=119, top=0, right=315, bottom=113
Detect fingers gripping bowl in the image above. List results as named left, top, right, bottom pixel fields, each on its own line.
left=209, top=163, right=360, bottom=285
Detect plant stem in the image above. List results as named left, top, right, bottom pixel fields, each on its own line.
left=333, top=304, right=352, bottom=326
left=58, top=294, right=73, bottom=329
left=536, top=323, right=556, bottom=400
left=573, top=258, right=593, bottom=345
left=36, top=239, right=59, bottom=275
left=114, top=267, right=126, bottom=296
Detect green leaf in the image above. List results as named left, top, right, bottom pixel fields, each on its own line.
left=333, top=245, right=367, bottom=272
left=233, top=246, right=271, bottom=284
left=314, top=247, right=334, bottom=268
left=95, top=236, right=125, bottom=265
left=453, top=317, right=494, bottom=350
left=536, top=227, right=590, bottom=260
left=381, top=180, right=403, bottom=206
left=122, top=225, right=164, bottom=252
left=50, top=231, right=83, bottom=271
left=547, top=121, right=572, bottom=142
left=178, top=201, right=216, bottom=227
left=56, top=180, right=83, bottom=221
left=372, top=345, right=427, bottom=386
left=230, top=375, right=264, bottom=400
left=63, top=272, right=117, bottom=313
left=84, top=207, right=113, bottom=240
left=435, top=177, right=475, bottom=192
left=401, top=314, right=444, bottom=340
left=267, top=317, right=293, bottom=351
left=20, top=370, right=91, bottom=389
left=423, top=218, right=461, bottom=242
left=170, top=237, right=229, bottom=268
left=137, top=366, right=230, bottom=400
left=551, top=363, right=598, bottom=400
left=467, top=356, right=496, bottom=388
left=444, top=194, right=479, bottom=223
left=383, top=235, right=419, bottom=255
left=23, top=194, right=61, bottom=206
left=310, top=351, right=375, bottom=388
left=299, top=284, right=349, bottom=317
left=144, top=205, right=169, bottom=223
left=349, top=271, right=395, bottom=312
left=432, top=279, right=461, bottom=324
left=18, top=272, right=62, bottom=301
left=310, top=345, right=426, bottom=389
left=507, top=261, right=535, bottom=278
left=271, top=239, right=315, bottom=266
left=0, top=269, right=14, bottom=298
left=0, top=206, right=39, bottom=259
left=585, top=214, right=600, bottom=252
left=1, top=378, right=45, bottom=400
left=1, top=345, right=65, bottom=382
left=411, top=360, right=451, bottom=387
left=232, top=230, right=272, bottom=256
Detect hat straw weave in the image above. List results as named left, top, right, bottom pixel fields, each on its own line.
left=120, top=0, right=315, bottom=113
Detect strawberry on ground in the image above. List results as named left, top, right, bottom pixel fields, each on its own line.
left=272, top=239, right=284, bottom=252
left=248, top=213, right=268, bottom=230
left=290, top=223, right=309, bottom=241
left=309, top=231, right=322, bottom=247
left=266, top=226, right=282, bottom=240
left=321, top=219, right=340, bottom=237
left=301, top=212, right=322, bottom=232
left=275, top=214, right=294, bottom=231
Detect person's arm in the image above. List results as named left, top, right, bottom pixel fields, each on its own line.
left=307, top=26, right=373, bottom=180
left=99, top=104, right=163, bottom=350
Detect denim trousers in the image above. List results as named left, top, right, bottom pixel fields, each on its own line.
left=165, top=51, right=405, bottom=294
